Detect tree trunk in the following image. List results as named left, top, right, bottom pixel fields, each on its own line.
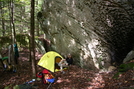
left=11, top=0, right=16, bottom=44
left=30, top=0, right=36, bottom=78
left=1, top=1, right=6, bottom=36
left=9, top=0, right=16, bottom=44
left=1, top=10, right=6, bottom=36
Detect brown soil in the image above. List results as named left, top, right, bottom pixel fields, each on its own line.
left=0, top=48, right=134, bottom=89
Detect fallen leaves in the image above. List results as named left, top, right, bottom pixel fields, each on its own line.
left=1, top=49, right=134, bottom=89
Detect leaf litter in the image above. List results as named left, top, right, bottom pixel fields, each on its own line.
left=0, top=48, right=134, bottom=89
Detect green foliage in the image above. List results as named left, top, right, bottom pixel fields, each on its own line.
left=128, top=88, right=134, bottom=89
left=13, top=85, right=20, bottom=89
left=112, top=72, right=123, bottom=79
left=0, top=34, right=29, bottom=50
left=0, top=0, right=43, bottom=37
left=113, top=62, right=134, bottom=79
left=87, top=78, right=91, bottom=81
left=4, top=84, right=13, bottom=89
left=0, top=36, right=12, bottom=49
left=16, top=34, right=29, bottom=47
left=35, top=36, right=39, bottom=39
left=119, top=62, right=134, bottom=72
left=0, top=0, right=43, bottom=48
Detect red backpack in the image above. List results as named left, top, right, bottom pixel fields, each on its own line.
left=37, top=69, right=54, bottom=84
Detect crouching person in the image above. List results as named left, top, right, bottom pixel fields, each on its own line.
left=58, top=59, right=68, bottom=73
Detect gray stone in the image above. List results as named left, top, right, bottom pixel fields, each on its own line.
left=123, top=50, right=134, bottom=63
left=38, top=0, right=134, bottom=70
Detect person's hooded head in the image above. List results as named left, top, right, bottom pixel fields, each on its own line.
left=67, top=53, right=72, bottom=58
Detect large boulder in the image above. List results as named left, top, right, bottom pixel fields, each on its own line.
left=38, top=0, right=134, bottom=70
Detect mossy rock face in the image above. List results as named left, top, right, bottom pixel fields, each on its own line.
left=119, top=62, right=134, bottom=72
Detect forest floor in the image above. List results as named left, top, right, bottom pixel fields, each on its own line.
left=0, top=48, right=134, bottom=89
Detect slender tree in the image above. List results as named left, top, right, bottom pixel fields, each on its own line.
left=0, top=0, right=7, bottom=36
left=1, top=2, right=6, bottom=36
left=30, top=0, right=36, bottom=78
left=10, top=0, right=16, bottom=43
